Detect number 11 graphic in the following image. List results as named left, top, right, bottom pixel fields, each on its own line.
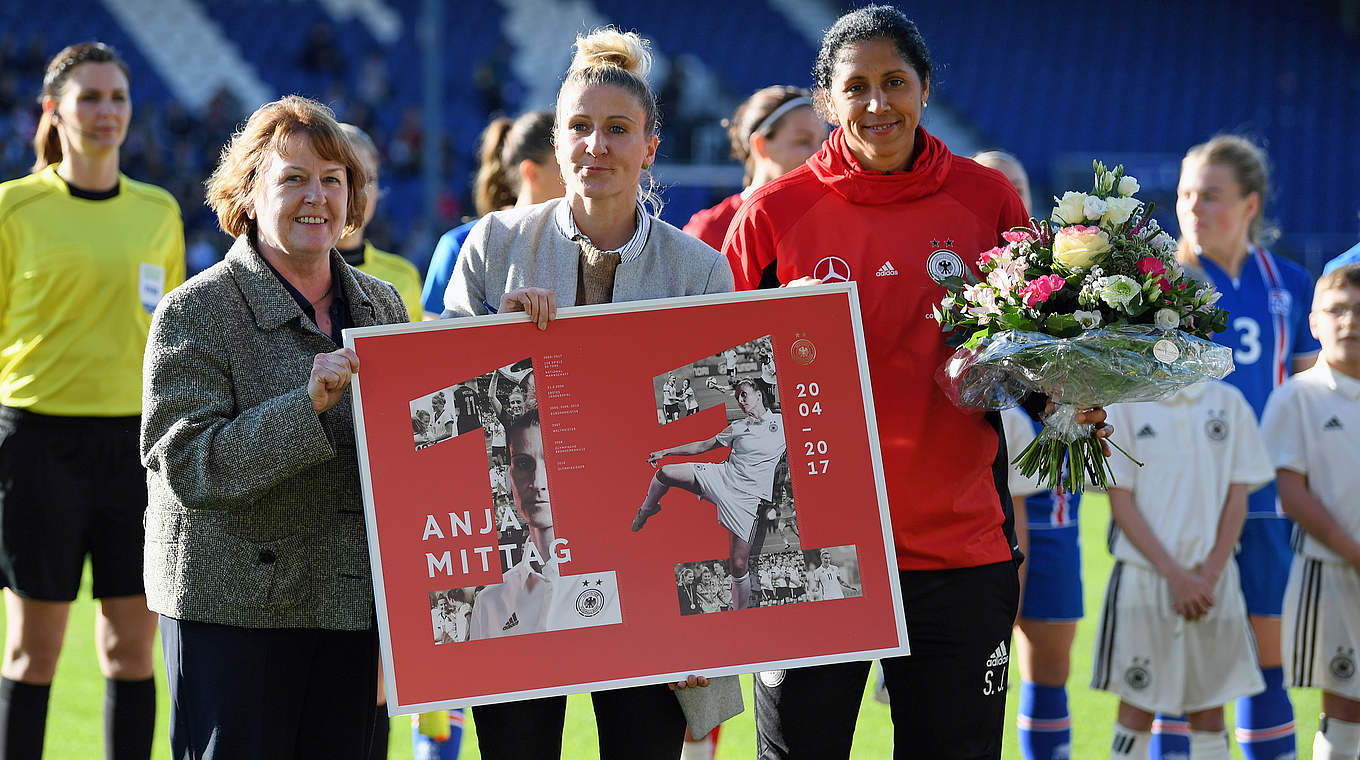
left=412, top=358, right=622, bottom=642
left=632, top=336, right=859, bottom=613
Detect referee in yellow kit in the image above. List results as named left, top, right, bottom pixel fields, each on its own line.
left=0, top=42, right=183, bottom=759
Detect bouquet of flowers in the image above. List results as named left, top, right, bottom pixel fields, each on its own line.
left=931, top=161, right=1233, bottom=493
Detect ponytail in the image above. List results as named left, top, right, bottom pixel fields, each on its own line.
left=473, top=117, right=515, bottom=217
left=31, top=111, right=63, bottom=172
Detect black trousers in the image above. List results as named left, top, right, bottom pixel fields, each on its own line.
left=472, top=683, right=687, bottom=759
left=160, top=616, right=379, bottom=760
left=755, top=561, right=1020, bottom=760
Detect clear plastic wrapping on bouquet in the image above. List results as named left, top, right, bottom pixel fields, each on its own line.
left=937, top=325, right=1235, bottom=412
left=937, top=326, right=1234, bottom=492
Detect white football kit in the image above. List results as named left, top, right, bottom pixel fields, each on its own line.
left=468, top=554, right=621, bottom=641
left=1092, top=382, right=1274, bottom=713
left=690, top=411, right=784, bottom=541
left=1262, top=360, right=1360, bottom=699
left=811, top=564, right=844, bottom=600
left=430, top=407, right=457, bottom=442
left=761, top=359, right=777, bottom=387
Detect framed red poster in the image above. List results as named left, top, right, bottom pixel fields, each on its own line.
left=344, top=283, right=906, bottom=714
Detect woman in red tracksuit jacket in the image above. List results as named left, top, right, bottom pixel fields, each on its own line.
left=724, top=6, right=1107, bottom=759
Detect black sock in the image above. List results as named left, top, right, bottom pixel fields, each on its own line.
left=370, top=703, right=390, bottom=760
left=104, top=677, right=155, bottom=760
left=0, top=677, right=50, bottom=759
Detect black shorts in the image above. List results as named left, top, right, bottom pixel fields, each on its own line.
left=0, top=407, right=147, bottom=601
left=755, top=561, right=1020, bottom=759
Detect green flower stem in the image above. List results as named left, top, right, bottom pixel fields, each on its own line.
left=1104, top=437, right=1144, bottom=468
left=1012, top=429, right=1122, bottom=495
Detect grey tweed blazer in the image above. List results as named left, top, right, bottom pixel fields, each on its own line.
left=140, top=234, right=408, bottom=630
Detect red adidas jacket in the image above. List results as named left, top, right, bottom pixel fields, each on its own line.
left=724, top=126, right=1028, bottom=571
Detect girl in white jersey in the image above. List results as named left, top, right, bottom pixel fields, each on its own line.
left=632, top=377, right=782, bottom=611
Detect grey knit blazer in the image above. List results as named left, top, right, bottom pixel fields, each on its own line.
left=443, top=198, right=734, bottom=316
left=140, top=234, right=408, bottom=630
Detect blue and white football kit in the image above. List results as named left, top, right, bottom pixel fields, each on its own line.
left=1189, top=247, right=1317, bottom=760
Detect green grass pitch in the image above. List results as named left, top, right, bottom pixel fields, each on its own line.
left=9, top=493, right=1321, bottom=757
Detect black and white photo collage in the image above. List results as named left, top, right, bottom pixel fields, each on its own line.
left=650, top=336, right=861, bottom=616
left=650, top=335, right=779, bottom=425
left=411, top=360, right=541, bottom=645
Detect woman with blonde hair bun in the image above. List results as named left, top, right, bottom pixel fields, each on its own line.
left=444, top=27, right=731, bottom=760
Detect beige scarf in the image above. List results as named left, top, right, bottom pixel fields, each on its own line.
left=575, top=239, right=621, bottom=305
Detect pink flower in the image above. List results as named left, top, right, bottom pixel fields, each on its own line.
left=1137, top=256, right=1166, bottom=276
left=1002, top=230, right=1034, bottom=244
left=1019, top=274, right=1066, bottom=308
left=979, top=246, right=1005, bottom=266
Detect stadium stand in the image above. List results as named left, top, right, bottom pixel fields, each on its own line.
left=1, top=0, right=1355, bottom=276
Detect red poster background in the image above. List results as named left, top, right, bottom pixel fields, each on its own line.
left=346, top=285, right=904, bottom=713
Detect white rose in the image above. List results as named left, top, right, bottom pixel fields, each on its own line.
left=1118, top=176, right=1140, bottom=197
left=1083, top=195, right=1108, bottom=221
left=1052, top=191, right=1087, bottom=225
left=1098, top=275, right=1141, bottom=309
left=1074, top=309, right=1103, bottom=329
left=1102, top=196, right=1140, bottom=227
left=1154, top=308, right=1180, bottom=330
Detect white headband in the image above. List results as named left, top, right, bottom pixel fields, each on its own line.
left=752, top=96, right=812, bottom=138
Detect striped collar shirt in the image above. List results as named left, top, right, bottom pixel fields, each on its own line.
left=553, top=198, right=651, bottom=264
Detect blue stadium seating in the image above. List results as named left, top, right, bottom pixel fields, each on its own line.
left=2, top=0, right=1355, bottom=272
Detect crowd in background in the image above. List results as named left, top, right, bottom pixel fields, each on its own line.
left=2, top=5, right=1360, bottom=760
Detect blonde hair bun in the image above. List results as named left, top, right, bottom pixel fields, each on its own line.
left=570, top=27, right=652, bottom=79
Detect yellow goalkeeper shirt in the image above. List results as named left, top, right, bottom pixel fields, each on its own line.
left=0, top=165, right=185, bottom=416
left=354, top=241, right=421, bottom=321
